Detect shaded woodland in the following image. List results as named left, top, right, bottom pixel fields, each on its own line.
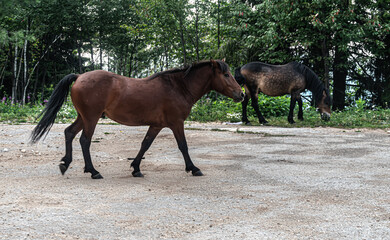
left=1, top=0, right=389, bottom=110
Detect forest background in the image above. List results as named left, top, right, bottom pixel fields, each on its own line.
left=0, top=0, right=389, bottom=127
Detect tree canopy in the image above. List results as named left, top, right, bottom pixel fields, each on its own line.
left=0, top=0, right=389, bottom=109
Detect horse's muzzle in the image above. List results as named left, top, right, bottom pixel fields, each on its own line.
left=321, top=112, right=331, bottom=121
left=233, top=92, right=245, bottom=103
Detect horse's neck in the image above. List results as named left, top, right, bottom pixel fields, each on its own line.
left=183, top=70, right=212, bottom=104
left=305, top=75, right=324, bottom=103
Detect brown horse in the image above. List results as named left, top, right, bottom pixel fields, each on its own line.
left=31, top=60, right=244, bottom=179
left=235, top=61, right=331, bottom=124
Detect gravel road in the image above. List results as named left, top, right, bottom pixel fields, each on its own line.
left=0, top=122, right=390, bottom=239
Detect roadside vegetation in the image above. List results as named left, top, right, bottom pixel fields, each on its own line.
left=2, top=94, right=389, bottom=129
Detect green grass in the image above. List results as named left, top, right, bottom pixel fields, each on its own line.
left=188, top=95, right=390, bottom=129
left=1, top=95, right=389, bottom=129
left=0, top=97, right=77, bottom=124
left=252, top=108, right=390, bottom=129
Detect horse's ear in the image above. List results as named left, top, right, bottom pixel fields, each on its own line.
left=222, top=58, right=226, bottom=62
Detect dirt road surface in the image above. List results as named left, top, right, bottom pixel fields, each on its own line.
left=1, top=122, right=390, bottom=239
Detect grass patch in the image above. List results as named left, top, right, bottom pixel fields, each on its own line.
left=0, top=97, right=77, bottom=124
left=1, top=95, right=389, bottom=129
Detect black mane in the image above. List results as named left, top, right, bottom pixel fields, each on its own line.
left=292, top=62, right=329, bottom=105
left=149, top=60, right=228, bottom=80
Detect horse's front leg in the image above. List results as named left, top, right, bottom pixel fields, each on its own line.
left=170, top=123, right=203, bottom=176
left=241, top=93, right=251, bottom=124
left=250, top=92, right=268, bottom=124
left=131, top=126, right=162, bottom=177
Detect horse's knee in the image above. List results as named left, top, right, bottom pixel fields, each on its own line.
left=64, top=127, right=75, bottom=142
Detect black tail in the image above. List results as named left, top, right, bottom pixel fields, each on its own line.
left=30, top=73, right=78, bottom=143
left=234, top=67, right=246, bottom=85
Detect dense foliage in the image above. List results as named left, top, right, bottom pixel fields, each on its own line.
left=0, top=0, right=389, bottom=113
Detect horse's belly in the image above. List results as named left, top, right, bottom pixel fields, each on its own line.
left=259, top=85, right=290, bottom=96
left=106, top=109, right=167, bottom=127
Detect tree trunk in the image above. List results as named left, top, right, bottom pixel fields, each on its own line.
left=78, top=41, right=83, bottom=73
left=90, top=41, right=95, bottom=70
left=40, top=68, right=47, bottom=102
left=100, top=47, right=103, bottom=70
left=123, top=45, right=128, bottom=76
left=321, top=38, right=330, bottom=89
left=217, top=0, right=220, bottom=49
left=165, top=45, right=169, bottom=69
left=333, top=44, right=348, bottom=111
left=12, top=42, right=18, bottom=104
left=22, top=18, right=30, bottom=105
left=0, top=46, right=9, bottom=87
left=195, top=0, right=200, bottom=62
left=25, top=34, right=62, bottom=103
left=128, top=41, right=137, bottom=77
left=32, top=64, right=39, bottom=102
left=22, top=36, right=28, bottom=104
left=178, top=16, right=187, bottom=66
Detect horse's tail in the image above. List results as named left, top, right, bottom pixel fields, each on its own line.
left=234, top=67, right=246, bottom=85
left=30, top=73, right=79, bottom=143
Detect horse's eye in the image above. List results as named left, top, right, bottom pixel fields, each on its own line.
left=224, top=73, right=229, bottom=77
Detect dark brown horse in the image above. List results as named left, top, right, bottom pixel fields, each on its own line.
left=31, top=60, right=244, bottom=179
left=235, top=61, right=331, bottom=124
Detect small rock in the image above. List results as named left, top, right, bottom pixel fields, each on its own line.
left=2, top=148, right=9, bottom=152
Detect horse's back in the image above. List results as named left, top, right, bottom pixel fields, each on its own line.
left=241, top=62, right=305, bottom=96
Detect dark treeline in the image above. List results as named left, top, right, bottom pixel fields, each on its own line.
left=0, top=0, right=389, bottom=110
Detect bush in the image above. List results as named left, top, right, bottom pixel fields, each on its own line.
left=188, top=93, right=292, bottom=122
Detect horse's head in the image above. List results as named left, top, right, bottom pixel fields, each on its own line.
left=318, top=89, right=332, bottom=121
left=210, top=60, right=244, bottom=102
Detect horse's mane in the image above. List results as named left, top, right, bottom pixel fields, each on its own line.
left=292, top=62, right=329, bottom=105
left=149, top=60, right=228, bottom=80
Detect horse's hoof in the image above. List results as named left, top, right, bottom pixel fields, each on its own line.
left=192, top=170, right=204, bottom=176
left=91, top=173, right=103, bottom=179
left=288, top=118, right=295, bottom=124
left=59, top=163, right=68, bottom=175
left=245, top=122, right=252, bottom=126
left=132, top=171, right=144, bottom=177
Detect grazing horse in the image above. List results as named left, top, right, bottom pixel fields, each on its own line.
left=235, top=61, right=331, bottom=124
left=31, top=60, right=244, bottom=179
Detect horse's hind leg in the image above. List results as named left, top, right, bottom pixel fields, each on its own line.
left=288, top=96, right=297, bottom=124
left=60, top=115, right=83, bottom=175
left=131, top=126, right=162, bottom=177
left=79, top=117, right=102, bottom=179
left=297, top=97, right=304, bottom=121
